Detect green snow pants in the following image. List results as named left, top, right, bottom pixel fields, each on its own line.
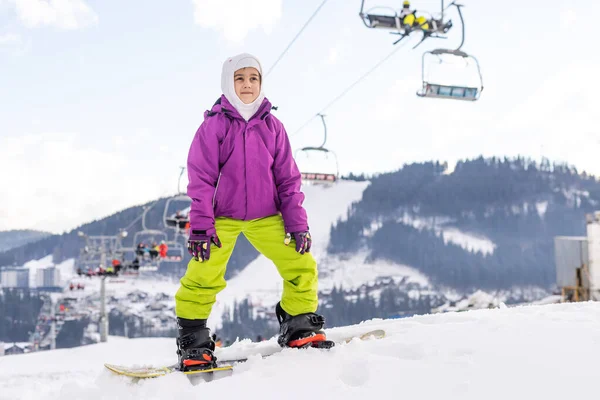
left=175, top=214, right=318, bottom=320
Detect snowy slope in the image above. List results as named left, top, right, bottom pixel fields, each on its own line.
left=22, top=255, right=54, bottom=287
left=399, top=213, right=496, bottom=255
left=1, top=302, right=598, bottom=400
left=19, top=256, right=76, bottom=288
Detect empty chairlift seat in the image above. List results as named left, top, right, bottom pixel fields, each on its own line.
left=417, top=48, right=483, bottom=101
left=364, top=13, right=403, bottom=30
left=420, top=83, right=479, bottom=101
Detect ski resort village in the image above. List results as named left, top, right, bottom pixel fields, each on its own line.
left=1, top=0, right=598, bottom=399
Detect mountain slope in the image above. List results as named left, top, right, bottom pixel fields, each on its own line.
left=0, top=230, right=51, bottom=253
left=329, top=157, right=600, bottom=290
left=5, top=156, right=595, bottom=295
left=1, top=302, right=598, bottom=400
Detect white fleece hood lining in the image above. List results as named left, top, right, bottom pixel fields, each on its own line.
left=221, top=53, right=266, bottom=122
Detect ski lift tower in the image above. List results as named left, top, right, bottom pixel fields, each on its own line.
left=77, top=230, right=128, bottom=342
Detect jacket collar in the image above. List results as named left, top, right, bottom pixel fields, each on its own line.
left=209, top=95, right=273, bottom=125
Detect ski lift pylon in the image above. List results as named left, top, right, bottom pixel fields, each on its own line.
left=294, top=114, right=339, bottom=184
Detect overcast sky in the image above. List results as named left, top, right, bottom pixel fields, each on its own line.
left=1, top=0, right=598, bottom=234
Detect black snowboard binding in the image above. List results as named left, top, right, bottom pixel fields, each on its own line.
left=176, top=318, right=217, bottom=372
left=275, top=302, right=334, bottom=349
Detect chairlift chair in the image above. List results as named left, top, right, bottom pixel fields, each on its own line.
left=164, top=167, right=192, bottom=232
left=295, top=147, right=339, bottom=184
left=359, top=0, right=458, bottom=47
left=360, top=5, right=404, bottom=30
left=294, top=114, right=340, bottom=184
left=163, top=194, right=191, bottom=232
left=416, top=48, right=483, bottom=101
left=132, top=229, right=167, bottom=271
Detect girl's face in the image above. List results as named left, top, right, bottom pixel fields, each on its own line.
left=234, top=67, right=261, bottom=104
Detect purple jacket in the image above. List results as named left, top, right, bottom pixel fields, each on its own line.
left=187, top=95, right=308, bottom=235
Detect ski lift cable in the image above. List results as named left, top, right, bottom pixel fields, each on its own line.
left=291, top=37, right=412, bottom=137
left=265, top=0, right=331, bottom=78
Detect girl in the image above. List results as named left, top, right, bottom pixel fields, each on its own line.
left=174, top=53, right=331, bottom=371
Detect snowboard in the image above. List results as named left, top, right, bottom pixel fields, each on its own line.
left=104, top=328, right=385, bottom=380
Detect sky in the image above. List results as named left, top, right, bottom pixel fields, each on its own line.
left=0, top=0, right=598, bottom=234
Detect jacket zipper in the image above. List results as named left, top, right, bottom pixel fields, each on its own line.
left=212, top=172, right=222, bottom=209
left=243, top=125, right=248, bottom=219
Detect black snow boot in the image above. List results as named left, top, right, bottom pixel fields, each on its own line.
left=275, top=302, right=334, bottom=349
left=176, top=318, right=217, bottom=371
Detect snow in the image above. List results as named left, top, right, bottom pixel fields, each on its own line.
left=15, top=256, right=77, bottom=288
left=319, top=252, right=430, bottom=290
left=399, top=213, right=496, bottom=255
left=433, top=290, right=506, bottom=313
left=529, top=295, right=562, bottom=305
left=55, top=258, right=76, bottom=283
left=1, top=302, right=599, bottom=399
left=563, top=188, right=590, bottom=208
left=536, top=201, right=549, bottom=218
left=440, top=228, right=496, bottom=256
left=2, top=342, right=30, bottom=351
left=23, top=255, right=54, bottom=287
left=65, top=272, right=181, bottom=299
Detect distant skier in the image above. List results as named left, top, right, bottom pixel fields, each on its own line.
left=174, top=53, right=330, bottom=372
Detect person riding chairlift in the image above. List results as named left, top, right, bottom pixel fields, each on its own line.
left=136, top=242, right=147, bottom=257
left=400, top=0, right=431, bottom=31
left=149, top=242, right=160, bottom=260
left=174, top=210, right=189, bottom=229
left=112, top=258, right=123, bottom=275
left=158, top=240, right=168, bottom=258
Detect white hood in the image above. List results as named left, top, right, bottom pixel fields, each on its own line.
left=221, top=53, right=266, bottom=122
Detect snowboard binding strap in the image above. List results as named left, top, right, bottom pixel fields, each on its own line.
left=287, top=333, right=334, bottom=349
